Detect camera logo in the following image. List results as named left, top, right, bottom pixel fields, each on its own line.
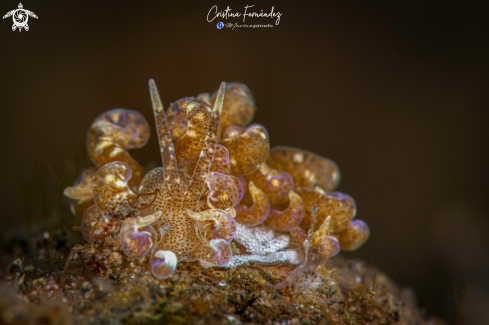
left=3, top=3, right=38, bottom=32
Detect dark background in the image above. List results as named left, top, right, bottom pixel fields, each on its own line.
left=1, top=0, right=488, bottom=323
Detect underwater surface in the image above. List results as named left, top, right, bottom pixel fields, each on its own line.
left=0, top=81, right=445, bottom=325
left=1, top=3, right=488, bottom=323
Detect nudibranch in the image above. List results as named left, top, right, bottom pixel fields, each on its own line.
left=64, top=80, right=370, bottom=283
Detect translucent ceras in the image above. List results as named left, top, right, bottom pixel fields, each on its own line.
left=165, top=98, right=212, bottom=168
left=120, top=212, right=162, bottom=258
left=187, top=209, right=237, bottom=245
left=78, top=162, right=151, bottom=245
left=206, top=172, right=239, bottom=210
left=220, top=124, right=270, bottom=176
left=64, top=168, right=96, bottom=217
left=295, top=187, right=356, bottom=233
left=267, top=146, right=340, bottom=191
left=86, top=108, right=150, bottom=189
left=64, top=80, right=370, bottom=282
left=338, top=219, right=370, bottom=251
left=151, top=250, right=178, bottom=279
left=210, top=144, right=231, bottom=174
left=185, top=144, right=231, bottom=179
left=311, top=216, right=340, bottom=258
left=289, top=215, right=340, bottom=260
left=265, top=191, right=305, bottom=232
left=209, top=82, right=256, bottom=137
left=80, top=205, right=105, bottom=242
left=245, top=163, right=294, bottom=206
left=234, top=182, right=270, bottom=226
left=92, top=161, right=138, bottom=215
left=230, top=175, right=245, bottom=205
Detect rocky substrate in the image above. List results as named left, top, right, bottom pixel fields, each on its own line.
left=0, top=230, right=444, bottom=325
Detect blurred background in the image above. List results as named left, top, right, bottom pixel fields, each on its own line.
left=1, top=0, right=488, bottom=323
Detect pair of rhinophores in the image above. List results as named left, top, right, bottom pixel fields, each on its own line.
left=63, top=79, right=370, bottom=286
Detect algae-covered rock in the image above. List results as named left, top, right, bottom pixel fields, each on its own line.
left=0, top=230, right=443, bottom=325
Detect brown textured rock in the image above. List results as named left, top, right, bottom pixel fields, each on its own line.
left=0, top=230, right=444, bottom=325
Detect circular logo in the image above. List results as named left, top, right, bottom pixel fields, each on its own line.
left=217, top=22, right=224, bottom=29
left=13, top=9, right=28, bottom=26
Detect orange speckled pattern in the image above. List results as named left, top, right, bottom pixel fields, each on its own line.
left=80, top=205, right=105, bottom=242
left=235, top=182, right=270, bottom=226
left=338, top=219, right=370, bottom=251
left=166, top=98, right=212, bottom=168
left=64, top=80, right=370, bottom=281
left=296, top=187, right=356, bottom=233
left=265, top=191, right=305, bottom=232
left=187, top=209, right=236, bottom=244
left=313, top=235, right=340, bottom=258
left=210, top=82, right=256, bottom=137
left=206, top=172, right=239, bottom=210
left=220, top=124, right=270, bottom=176
left=92, top=162, right=137, bottom=213
left=64, top=167, right=96, bottom=217
left=86, top=109, right=149, bottom=189
left=120, top=212, right=162, bottom=259
left=230, top=175, right=245, bottom=205
left=312, top=216, right=341, bottom=258
left=209, top=144, right=231, bottom=174
left=245, top=163, right=294, bottom=206
left=139, top=81, right=234, bottom=271
left=267, top=146, right=340, bottom=191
